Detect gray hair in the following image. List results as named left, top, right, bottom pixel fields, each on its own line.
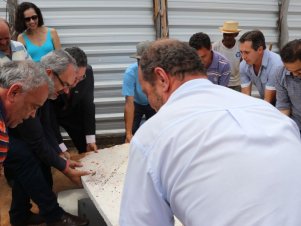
left=0, top=60, right=54, bottom=96
left=40, top=50, right=77, bottom=74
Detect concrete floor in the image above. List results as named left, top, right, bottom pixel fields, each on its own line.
left=0, top=151, right=85, bottom=226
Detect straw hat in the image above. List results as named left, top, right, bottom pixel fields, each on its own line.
left=219, top=21, right=242, bottom=33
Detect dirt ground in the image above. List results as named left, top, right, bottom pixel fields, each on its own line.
left=0, top=151, right=87, bottom=226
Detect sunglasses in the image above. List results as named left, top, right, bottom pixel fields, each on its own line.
left=53, top=71, right=73, bottom=94
left=24, top=15, right=38, bottom=22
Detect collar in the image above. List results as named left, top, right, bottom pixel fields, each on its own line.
left=261, top=49, right=269, bottom=69
left=10, top=40, right=18, bottom=52
left=0, top=99, right=7, bottom=125
left=284, top=67, right=301, bottom=81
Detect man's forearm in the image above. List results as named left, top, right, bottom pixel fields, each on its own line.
left=241, top=85, right=251, bottom=96
left=124, top=99, right=134, bottom=136
left=280, top=109, right=291, bottom=116
left=264, top=89, right=276, bottom=104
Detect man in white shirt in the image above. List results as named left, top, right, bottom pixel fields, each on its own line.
left=213, top=21, right=242, bottom=91
left=120, top=39, right=301, bottom=226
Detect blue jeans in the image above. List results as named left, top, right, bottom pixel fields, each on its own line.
left=133, top=102, right=156, bottom=134
left=4, top=136, right=64, bottom=225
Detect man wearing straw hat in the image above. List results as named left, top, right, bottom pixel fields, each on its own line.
left=213, top=21, right=242, bottom=91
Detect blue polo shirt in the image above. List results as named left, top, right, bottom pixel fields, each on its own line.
left=240, top=49, right=283, bottom=99
left=122, top=62, right=149, bottom=105
left=275, top=67, right=301, bottom=130
left=206, top=51, right=231, bottom=86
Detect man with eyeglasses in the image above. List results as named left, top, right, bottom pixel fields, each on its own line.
left=0, top=18, right=31, bottom=64
left=275, top=39, right=301, bottom=133
left=4, top=50, right=91, bottom=226
left=52, top=47, right=97, bottom=154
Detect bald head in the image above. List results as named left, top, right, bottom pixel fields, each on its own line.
left=0, top=18, right=11, bottom=53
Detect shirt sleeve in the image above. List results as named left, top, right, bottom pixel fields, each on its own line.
left=120, top=140, right=174, bottom=226
left=219, top=62, right=231, bottom=86
left=265, top=66, right=282, bottom=91
left=275, top=70, right=291, bottom=110
left=122, top=64, right=136, bottom=97
left=240, top=61, right=251, bottom=88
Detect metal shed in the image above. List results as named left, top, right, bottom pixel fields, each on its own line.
left=0, top=0, right=300, bottom=138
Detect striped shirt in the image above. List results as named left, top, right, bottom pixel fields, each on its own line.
left=0, top=40, right=31, bottom=65
left=0, top=103, right=9, bottom=164
left=206, top=51, right=231, bottom=86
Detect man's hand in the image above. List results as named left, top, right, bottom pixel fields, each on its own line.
left=86, top=143, right=98, bottom=152
left=59, top=151, right=71, bottom=160
left=125, top=133, right=133, bottom=143
left=63, top=164, right=91, bottom=187
left=69, top=159, right=83, bottom=169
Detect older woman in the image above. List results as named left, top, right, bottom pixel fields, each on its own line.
left=14, top=2, right=61, bottom=62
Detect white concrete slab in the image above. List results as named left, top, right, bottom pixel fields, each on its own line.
left=80, top=144, right=183, bottom=226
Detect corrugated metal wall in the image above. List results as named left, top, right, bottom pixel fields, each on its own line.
left=168, top=0, right=280, bottom=51
left=5, top=0, right=156, bottom=136
left=1, top=0, right=300, bottom=137
left=288, top=0, right=301, bottom=41
left=0, top=2, right=9, bottom=18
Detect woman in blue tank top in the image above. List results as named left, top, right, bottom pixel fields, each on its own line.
left=14, top=2, right=61, bottom=62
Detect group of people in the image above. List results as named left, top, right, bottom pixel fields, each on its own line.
left=122, top=21, right=301, bottom=144
left=0, top=1, right=97, bottom=226
left=1, top=1, right=301, bottom=225
left=120, top=23, right=301, bottom=226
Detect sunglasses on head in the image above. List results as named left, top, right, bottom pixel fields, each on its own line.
left=24, top=15, right=38, bottom=22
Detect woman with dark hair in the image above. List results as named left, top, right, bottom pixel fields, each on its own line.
left=15, top=2, right=61, bottom=62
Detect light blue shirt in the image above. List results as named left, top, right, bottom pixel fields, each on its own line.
left=206, top=51, right=231, bottom=86
left=120, top=79, right=301, bottom=226
left=0, top=40, right=31, bottom=64
left=240, top=49, right=283, bottom=98
left=122, top=62, right=149, bottom=105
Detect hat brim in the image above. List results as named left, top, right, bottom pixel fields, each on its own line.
left=219, top=27, right=242, bottom=33
left=130, top=54, right=141, bottom=59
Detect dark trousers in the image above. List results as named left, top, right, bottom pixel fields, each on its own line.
left=133, top=102, right=156, bottom=134
left=4, top=137, right=64, bottom=225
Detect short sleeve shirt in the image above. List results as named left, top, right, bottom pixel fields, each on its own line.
left=122, top=62, right=149, bottom=105
left=275, top=67, right=301, bottom=130
left=206, top=51, right=231, bottom=86
left=0, top=40, right=31, bottom=65
left=240, top=50, right=283, bottom=99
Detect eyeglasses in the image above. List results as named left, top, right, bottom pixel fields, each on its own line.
left=53, top=71, right=73, bottom=93
left=24, top=15, right=38, bottom=23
